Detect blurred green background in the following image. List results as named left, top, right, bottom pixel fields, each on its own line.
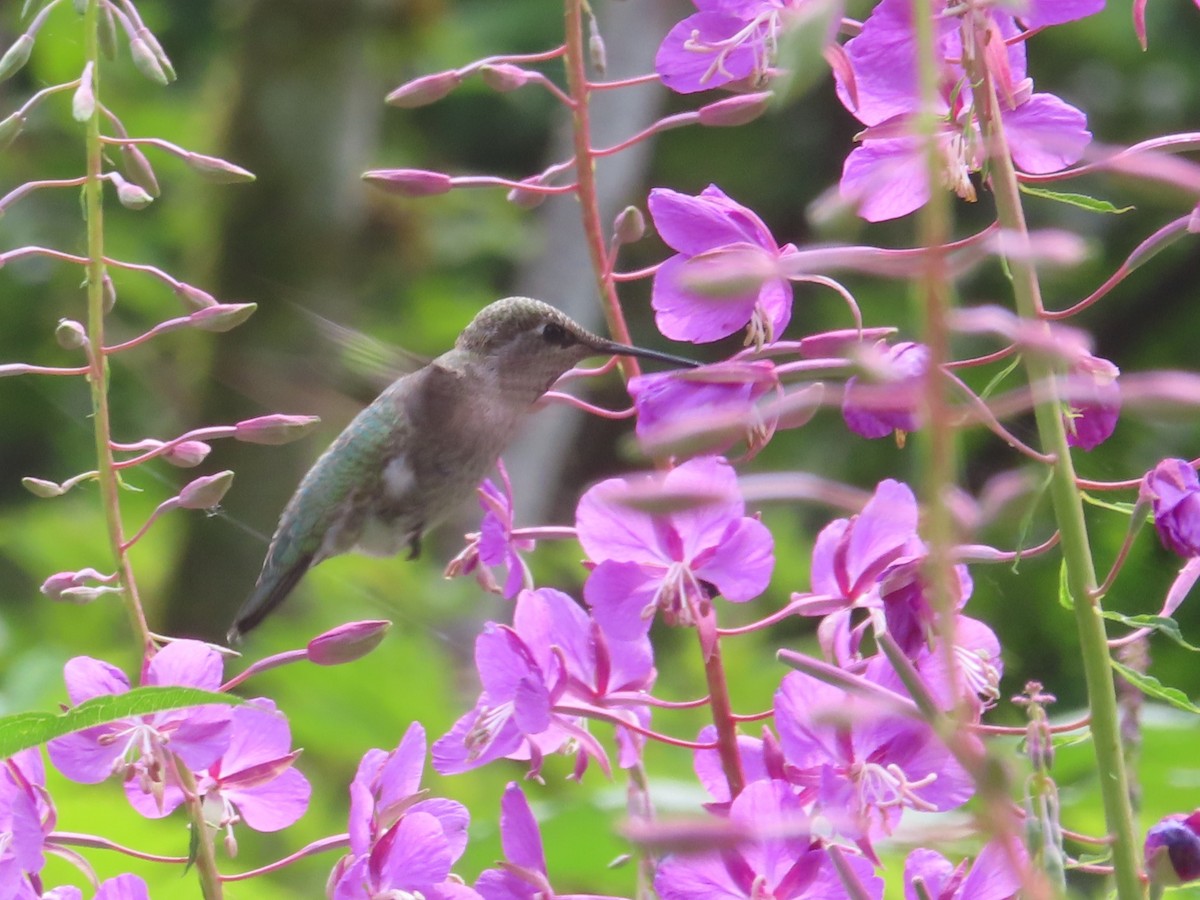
left=2, top=0, right=1199, bottom=896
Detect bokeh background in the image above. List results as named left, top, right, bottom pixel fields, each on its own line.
left=2, top=0, right=1199, bottom=896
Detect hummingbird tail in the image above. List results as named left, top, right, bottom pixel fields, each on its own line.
left=227, top=552, right=315, bottom=644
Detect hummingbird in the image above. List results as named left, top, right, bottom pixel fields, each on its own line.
left=227, top=296, right=699, bottom=642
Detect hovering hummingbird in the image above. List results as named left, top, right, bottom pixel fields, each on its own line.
left=227, top=296, right=698, bottom=642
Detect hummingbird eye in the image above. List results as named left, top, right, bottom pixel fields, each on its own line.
left=539, top=322, right=576, bottom=348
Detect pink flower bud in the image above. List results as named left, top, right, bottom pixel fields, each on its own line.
left=506, top=179, right=547, bottom=209
left=72, top=63, right=96, bottom=122
left=0, top=34, right=34, bottom=82
left=362, top=169, right=453, bottom=197
left=190, top=303, right=257, bottom=333
left=129, top=36, right=168, bottom=85
left=41, top=571, right=86, bottom=598
left=479, top=64, right=532, bottom=93
left=56, top=586, right=118, bottom=604
left=55, top=318, right=87, bottom=350
left=111, top=173, right=154, bottom=210
left=102, top=273, right=117, bottom=313
left=613, top=205, right=646, bottom=245
left=698, top=91, right=772, bottom=127
left=588, top=18, right=606, bottom=74
left=185, top=153, right=256, bottom=184
left=306, top=620, right=392, bottom=665
left=174, top=283, right=218, bottom=310
left=178, top=470, right=234, bottom=510
left=22, top=477, right=64, bottom=498
left=234, top=414, right=321, bottom=445
left=387, top=70, right=463, bottom=107
left=163, top=441, right=212, bottom=468
left=120, top=144, right=161, bottom=198
left=0, top=111, right=26, bottom=150
left=136, top=27, right=175, bottom=82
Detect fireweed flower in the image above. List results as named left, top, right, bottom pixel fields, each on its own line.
left=628, top=359, right=778, bottom=457
left=648, top=186, right=797, bottom=346
left=1, top=750, right=51, bottom=898
left=1143, top=459, right=1200, bottom=558
left=576, top=455, right=774, bottom=642
left=46, top=640, right=232, bottom=814
left=904, top=839, right=1027, bottom=900
left=475, top=783, right=559, bottom=900
left=434, top=589, right=647, bottom=777
left=774, top=663, right=975, bottom=850
left=654, top=780, right=884, bottom=899
left=835, top=0, right=1096, bottom=221
left=126, top=698, right=310, bottom=849
left=655, top=0, right=793, bottom=94
left=47, top=874, right=152, bottom=900
left=1145, top=810, right=1200, bottom=886
left=1062, top=353, right=1120, bottom=451
left=331, top=723, right=474, bottom=899
left=447, top=467, right=534, bottom=599
left=842, top=341, right=930, bottom=440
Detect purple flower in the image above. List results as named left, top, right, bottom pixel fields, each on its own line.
left=1, top=750, right=50, bottom=897
left=835, top=0, right=1094, bottom=221
left=904, top=838, right=1027, bottom=899
left=1143, top=459, right=1200, bottom=558
left=446, top=463, right=535, bottom=599
left=434, top=589, right=638, bottom=777
left=693, top=725, right=799, bottom=809
left=125, top=699, right=310, bottom=847
left=576, top=455, right=774, bottom=642
left=648, top=186, right=796, bottom=346
left=629, top=360, right=778, bottom=458
left=332, top=723, right=475, bottom=899
left=842, top=341, right=930, bottom=439
left=774, top=662, right=975, bottom=848
left=655, top=0, right=788, bottom=94
left=1062, top=353, right=1120, bottom=450
left=1145, top=811, right=1200, bottom=886
left=47, top=641, right=232, bottom=815
left=475, top=783, right=552, bottom=900
left=653, top=780, right=884, bottom=899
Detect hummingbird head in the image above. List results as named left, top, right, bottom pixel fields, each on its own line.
left=456, top=297, right=698, bottom=394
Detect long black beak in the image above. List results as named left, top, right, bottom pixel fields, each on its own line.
left=591, top=338, right=701, bottom=369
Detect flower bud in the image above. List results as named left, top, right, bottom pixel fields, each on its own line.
left=111, top=173, right=154, bottom=210
left=102, top=272, right=117, bottom=312
left=588, top=18, right=607, bottom=73
left=0, top=111, right=26, bottom=150
left=73, top=63, right=96, bottom=122
left=0, top=34, right=34, bottom=83
left=362, top=168, right=453, bottom=197
left=55, top=318, right=88, bottom=349
left=234, top=414, right=321, bottom=445
left=1146, top=812, right=1200, bottom=886
left=120, top=145, right=161, bottom=198
left=99, top=5, right=118, bottom=60
left=177, top=470, right=234, bottom=510
left=306, top=620, right=392, bottom=665
left=698, top=91, right=772, bottom=128
left=612, top=205, right=645, bottom=245
left=386, top=70, right=462, bottom=108
left=190, top=303, right=257, bottom=333
left=480, top=64, right=534, bottom=93
left=41, top=568, right=113, bottom=599
left=185, top=152, right=256, bottom=184
left=174, top=282, right=218, bottom=310
left=129, top=36, right=169, bottom=85
left=22, top=477, right=65, bottom=498
left=506, top=180, right=546, bottom=209
left=163, top=441, right=212, bottom=468
left=136, top=27, right=175, bottom=82
left=57, top=585, right=119, bottom=604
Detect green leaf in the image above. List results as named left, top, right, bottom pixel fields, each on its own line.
left=1018, top=184, right=1134, bottom=214
left=1102, top=612, right=1200, bottom=652
left=1110, top=660, right=1200, bottom=714
left=0, top=687, right=241, bottom=757
left=1057, top=559, right=1074, bottom=610
left=979, top=353, right=1023, bottom=402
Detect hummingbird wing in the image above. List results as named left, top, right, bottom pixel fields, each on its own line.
left=227, top=382, right=409, bottom=642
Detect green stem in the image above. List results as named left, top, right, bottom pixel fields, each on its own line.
left=82, top=0, right=151, bottom=652
left=562, top=0, right=641, bottom=383
left=175, top=763, right=224, bottom=899
left=961, top=16, right=1143, bottom=900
